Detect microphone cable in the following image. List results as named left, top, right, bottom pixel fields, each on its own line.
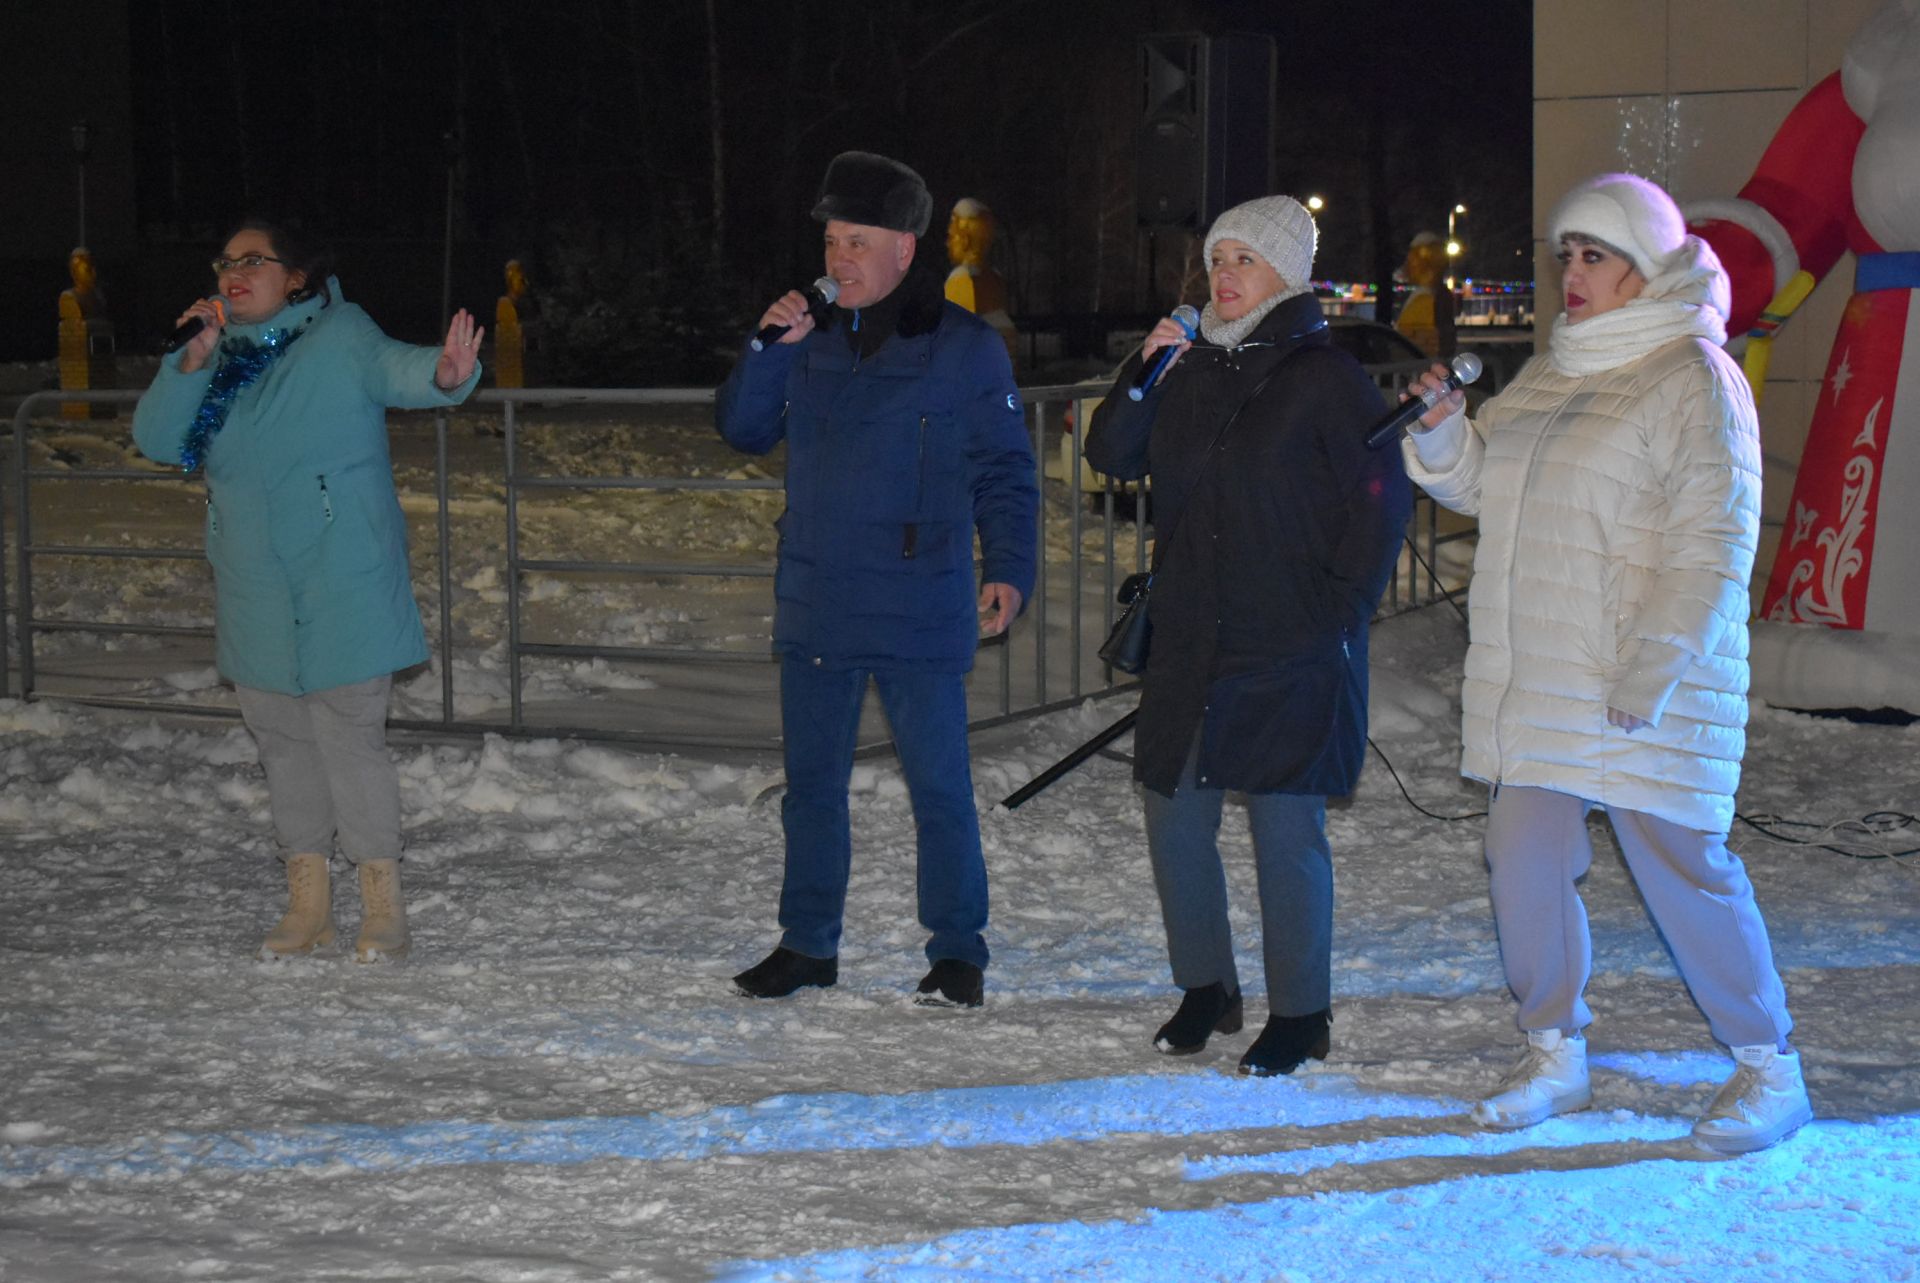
left=1363, top=733, right=1920, bottom=857
left=1731, top=810, right=1920, bottom=862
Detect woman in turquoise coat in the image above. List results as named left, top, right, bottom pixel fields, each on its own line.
left=134, top=219, right=482, bottom=963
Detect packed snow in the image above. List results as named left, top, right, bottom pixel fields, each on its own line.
left=2, top=404, right=1918, bottom=1281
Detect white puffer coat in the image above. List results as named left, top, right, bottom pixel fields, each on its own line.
left=1404, top=336, right=1762, bottom=833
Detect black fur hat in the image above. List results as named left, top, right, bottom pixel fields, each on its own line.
left=811, top=151, right=933, bottom=236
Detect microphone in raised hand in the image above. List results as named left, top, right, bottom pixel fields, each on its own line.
left=163, top=298, right=228, bottom=355
left=1127, top=304, right=1202, bottom=401
left=1365, top=351, right=1484, bottom=449
left=750, top=277, right=840, bottom=351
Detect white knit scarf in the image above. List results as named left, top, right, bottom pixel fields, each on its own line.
left=1199, top=281, right=1312, bottom=348
left=1547, top=235, right=1730, bottom=376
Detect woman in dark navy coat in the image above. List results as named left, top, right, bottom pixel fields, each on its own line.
left=1087, top=196, right=1410, bottom=1073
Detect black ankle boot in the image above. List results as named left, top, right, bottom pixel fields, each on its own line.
left=1153, top=982, right=1244, bottom=1055
left=732, top=946, right=837, bottom=998
left=914, top=958, right=985, bottom=1008
left=1238, top=1008, right=1331, bottom=1076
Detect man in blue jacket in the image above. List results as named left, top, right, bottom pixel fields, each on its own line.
left=717, top=151, right=1038, bottom=1008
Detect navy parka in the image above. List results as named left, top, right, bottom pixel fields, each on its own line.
left=716, top=269, right=1038, bottom=672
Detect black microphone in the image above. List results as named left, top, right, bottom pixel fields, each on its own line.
left=1366, top=352, right=1484, bottom=449
left=162, top=298, right=227, bottom=354
left=1127, top=305, right=1202, bottom=400
left=750, top=276, right=840, bottom=352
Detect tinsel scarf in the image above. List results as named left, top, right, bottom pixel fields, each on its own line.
left=178, top=325, right=308, bottom=473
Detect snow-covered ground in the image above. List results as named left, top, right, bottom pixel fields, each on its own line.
left=3, top=407, right=1919, bottom=1281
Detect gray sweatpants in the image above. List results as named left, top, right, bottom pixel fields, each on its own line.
left=1485, top=783, right=1792, bottom=1049
left=1142, top=739, right=1332, bottom=1015
left=236, top=676, right=401, bottom=865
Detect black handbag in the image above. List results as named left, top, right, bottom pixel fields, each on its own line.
left=1098, top=571, right=1155, bottom=674
left=1095, top=360, right=1286, bottom=677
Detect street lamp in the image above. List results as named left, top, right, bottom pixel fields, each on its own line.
left=70, top=120, right=92, bottom=247
left=1446, top=203, right=1467, bottom=289
left=1306, top=194, right=1325, bottom=212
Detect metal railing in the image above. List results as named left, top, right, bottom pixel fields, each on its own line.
left=6, top=377, right=1471, bottom=749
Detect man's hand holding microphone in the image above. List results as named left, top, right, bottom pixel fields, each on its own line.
left=750, top=277, right=839, bottom=351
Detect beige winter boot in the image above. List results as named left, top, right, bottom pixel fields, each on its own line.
left=259, top=852, right=336, bottom=960
left=354, top=858, right=411, bottom=963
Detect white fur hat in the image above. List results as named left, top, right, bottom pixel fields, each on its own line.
left=1205, top=196, right=1317, bottom=289
left=1548, top=173, right=1686, bottom=278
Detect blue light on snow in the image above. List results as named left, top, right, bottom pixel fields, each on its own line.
left=0, top=1073, right=1457, bottom=1185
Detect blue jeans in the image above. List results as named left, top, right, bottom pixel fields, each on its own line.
left=1142, top=738, right=1331, bottom=1014
left=777, top=656, right=989, bottom=969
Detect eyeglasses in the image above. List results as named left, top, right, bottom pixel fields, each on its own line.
left=212, top=253, right=285, bottom=274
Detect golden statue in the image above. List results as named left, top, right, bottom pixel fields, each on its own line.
left=1394, top=231, right=1456, bottom=360
left=58, top=247, right=116, bottom=418
left=943, top=198, right=1017, bottom=364
left=494, top=258, right=530, bottom=388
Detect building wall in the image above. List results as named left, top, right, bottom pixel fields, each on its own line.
left=1531, top=0, right=1881, bottom=604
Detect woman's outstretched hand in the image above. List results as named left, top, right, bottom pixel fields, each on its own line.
left=435, top=309, right=486, bottom=391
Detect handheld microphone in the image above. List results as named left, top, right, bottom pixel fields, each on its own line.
left=1365, top=351, right=1483, bottom=449
left=1127, top=305, right=1202, bottom=400
left=750, top=277, right=839, bottom=351
left=162, top=299, right=227, bottom=354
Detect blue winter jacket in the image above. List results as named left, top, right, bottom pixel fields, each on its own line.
left=715, top=273, right=1038, bottom=672
left=132, top=280, right=480, bottom=695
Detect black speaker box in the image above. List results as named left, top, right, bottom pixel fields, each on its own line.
left=1136, top=33, right=1276, bottom=230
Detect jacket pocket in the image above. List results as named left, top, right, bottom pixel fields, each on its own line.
left=844, top=519, right=957, bottom=573
left=203, top=494, right=226, bottom=570
left=914, top=410, right=965, bottom=518
left=1203, top=648, right=1363, bottom=793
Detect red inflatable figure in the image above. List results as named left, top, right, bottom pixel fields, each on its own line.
left=1688, top=0, right=1920, bottom=710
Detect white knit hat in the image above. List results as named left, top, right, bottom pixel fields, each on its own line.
left=1204, top=196, right=1317, bottom=290
left=1548, top=173, right=1686, bottom=279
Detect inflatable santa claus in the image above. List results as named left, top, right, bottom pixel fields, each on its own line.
left=1688, top=0, right=1920, bottom=714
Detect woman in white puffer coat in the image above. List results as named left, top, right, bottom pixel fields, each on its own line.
left=1402, top=173, right=1811, bottom=1156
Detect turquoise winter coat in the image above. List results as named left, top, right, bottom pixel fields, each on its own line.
left=133, top=280, right=479, bottom=696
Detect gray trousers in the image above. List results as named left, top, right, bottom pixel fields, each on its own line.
left=1142, top=740, right=1332, bottom=1014
left=1485, top=784, right=1792, bottom=1049
left=236, top=676, right=401, bottom=865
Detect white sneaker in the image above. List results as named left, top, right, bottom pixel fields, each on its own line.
left=1472, top=1029, right=1593, bottom=1129
left=1692, top=1045, right=1813, bottom=1155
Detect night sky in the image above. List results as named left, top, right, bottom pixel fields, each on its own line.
left=16, top=0, right=1533, bottom=372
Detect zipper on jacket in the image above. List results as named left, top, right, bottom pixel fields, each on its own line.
left=914, top=413, right=929, bottom=508
left=903, top=412, right=928, bottom=558
left=205, top=494, right=220, bottom=536
left=1490, top=389, right=1574, bottom=778
left=317, top=474, right=333, bottom=523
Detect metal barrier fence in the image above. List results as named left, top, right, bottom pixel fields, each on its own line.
left=5, top=376, right=1470, bottom=750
